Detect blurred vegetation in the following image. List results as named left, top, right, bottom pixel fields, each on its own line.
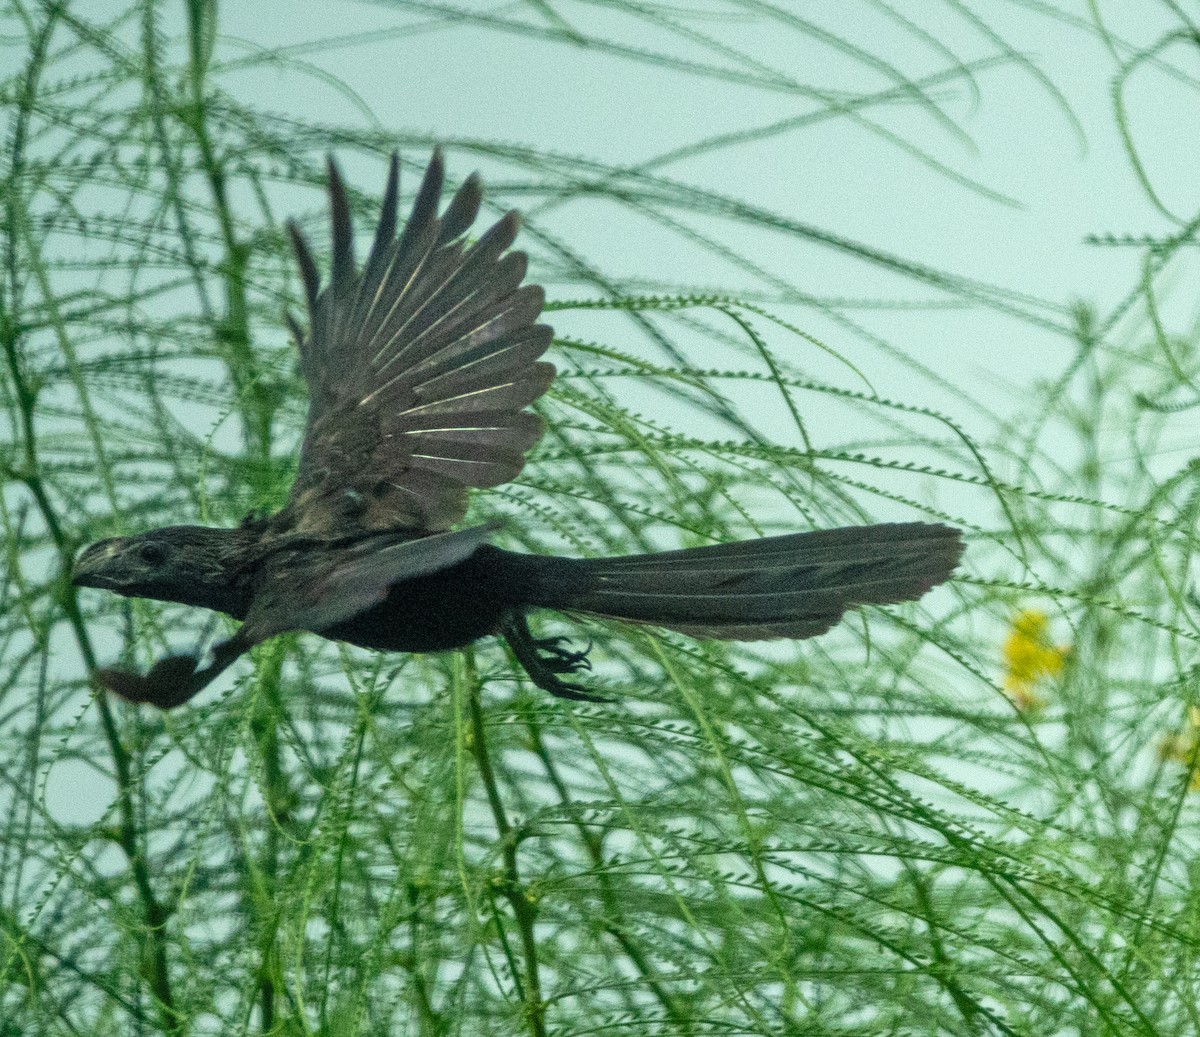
left=4, top=1, right=1200, bottom=1034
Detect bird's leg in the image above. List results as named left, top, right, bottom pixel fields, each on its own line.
left=500, top=613, right=608, bottom=703
left=94, top=633, right=250, bottom=710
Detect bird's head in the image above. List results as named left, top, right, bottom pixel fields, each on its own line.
left=72, top=525, right=251, bottom=616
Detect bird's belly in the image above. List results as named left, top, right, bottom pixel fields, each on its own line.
left=319, top=550, right=519, bottom=654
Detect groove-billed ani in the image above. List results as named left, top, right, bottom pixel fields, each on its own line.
left=73, top=150, right=964, bottom=708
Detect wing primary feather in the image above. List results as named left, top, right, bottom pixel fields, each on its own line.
left=407, top=336, right=551, bottom=402
left=347, top=155, right=402, bottom=363
left=362, top=160, right=518, bottom=378
left=438, top=172, right=483, bottom=244
left=360, top=150, right=446, bottom=365
left=327, top=157, right=356, bottom=296
left=374, top=249, right=530, bottom=377
left=364, top=305, right=546, bottom=407
left=402, top=314, right=546, bottom=389
left=361, top=224, right=440, bottom=367
left=396, top=149, right=445, bottom=262
left=390, top=213, right=523, bottom=349
left=287, top=221, right=320, bottom=315
left=369, top=227, right=529, bottom=378
left=326, top=157, right=355, bottom=361
left=367, top=153, right=400, bottom=276
left=396, top=361, right=555, bottom=415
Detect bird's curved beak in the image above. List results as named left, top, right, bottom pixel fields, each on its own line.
left=72, top=538, right=130, bottom=590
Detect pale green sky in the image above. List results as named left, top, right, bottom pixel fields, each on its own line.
left=193, top=1, right=1200, bottom=452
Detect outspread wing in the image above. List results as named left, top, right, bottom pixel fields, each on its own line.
left=285, top=149, right=555, bottom=536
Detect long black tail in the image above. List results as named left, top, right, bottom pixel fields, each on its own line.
left=520, top=522, right=963, bottom=642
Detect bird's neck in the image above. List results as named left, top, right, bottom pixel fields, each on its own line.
left=185, top=523, right=271, bottom=620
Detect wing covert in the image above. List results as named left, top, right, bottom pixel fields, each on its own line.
left=285, top=150, right=555, bottom=535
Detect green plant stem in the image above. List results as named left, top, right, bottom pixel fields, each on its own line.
left=465, top=681, right=547, bottom=1037
left=524, top=717, right=690, bottom=1029
left=3, top=7, right=180, bottom=1032
left=249, top=645, right=290, bottom=1034
left=181, top=1, right=274, bottom=464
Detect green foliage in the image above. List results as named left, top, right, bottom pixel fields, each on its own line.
left=3, top=2, right=1200, bottom=1035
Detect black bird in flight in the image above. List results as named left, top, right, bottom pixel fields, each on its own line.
left=73, top=150, right=964, bottom=708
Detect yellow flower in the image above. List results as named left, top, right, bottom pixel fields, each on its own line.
left=1158, top=707, right=1200, bottom=791
left=1001, top=609, right=1069, bottom=711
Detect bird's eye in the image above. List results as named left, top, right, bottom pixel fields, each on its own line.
left=137, top=543, right=167, bottom=566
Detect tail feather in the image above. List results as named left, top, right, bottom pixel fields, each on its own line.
left=526, top=522, right=963, bottom=642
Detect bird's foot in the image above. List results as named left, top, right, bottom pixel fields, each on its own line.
left=501, top=615, right=610, bottom=703
left=94, top=655, right=203, bottom=709
left=531, top=636, right=593, bottom=674
left=92, top=634, right=249, bottom=710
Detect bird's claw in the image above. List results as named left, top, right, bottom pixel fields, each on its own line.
left=532, top=636, right=593, bottom=674
left=501, top=616, right=610, bottom=703
left=525, top=641, right=607, bottom=699
left=540, top=678, right=609, bottom=703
